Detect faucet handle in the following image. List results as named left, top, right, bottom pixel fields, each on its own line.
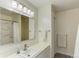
left=24, top=44, right=29, bottom=48
left=24, top=44, right=29, bottom=51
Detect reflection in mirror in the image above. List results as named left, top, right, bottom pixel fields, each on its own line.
left=0, top=20, right=13, bottom=45
left=21, top=15, right=29, bottom=41
left=0, top=7, right=35, bottom=46
left=0, top=7, right=21, bottom=57
left=0, top=7, right=22, bottom=46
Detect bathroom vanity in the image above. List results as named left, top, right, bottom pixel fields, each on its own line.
left=7, top=42, right=50, bottom=58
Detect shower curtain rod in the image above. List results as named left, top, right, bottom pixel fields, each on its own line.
left=0, top=19, right=18, bottom=23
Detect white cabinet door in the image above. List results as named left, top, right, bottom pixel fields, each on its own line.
left=36, top=46, right=50, bottom=58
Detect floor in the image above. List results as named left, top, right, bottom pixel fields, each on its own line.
left=54, top=53, right=72, bottom=58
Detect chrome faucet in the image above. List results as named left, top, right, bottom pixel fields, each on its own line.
left=23, top=44, right=29, bottom=51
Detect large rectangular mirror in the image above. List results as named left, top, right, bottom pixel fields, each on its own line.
left=0, top=7, right=35, bottom=46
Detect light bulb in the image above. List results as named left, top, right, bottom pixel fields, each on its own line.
left=18, top=4, right=23, bottom=11
left=30, top=11, right=34, bottom=17
left=27, top=9, right=31, bottom=14
left=12, top=0, right=17, bottom=8
left=23, top=7, right=28, bottom=12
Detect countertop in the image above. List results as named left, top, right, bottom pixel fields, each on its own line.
left=7, top=42, right=50, bottom=58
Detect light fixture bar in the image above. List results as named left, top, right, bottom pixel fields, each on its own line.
left=12, top=0, right=34, bottom=17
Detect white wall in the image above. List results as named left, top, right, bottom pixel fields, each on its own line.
left=74, top=25, right=79, bottom=58
left=55, top=8, right=79, bottom=56
left=38, top=4, right=54, bottom=57
left=38, top=4, right=51, bottom=42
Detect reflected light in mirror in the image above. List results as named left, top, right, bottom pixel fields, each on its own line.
left=12, top=0, right=18, bottom=8
left=27, top=9, right=31, bottom=15
left=18, top=3, right=23, bottom=11
left=23, top=7, right=28, bottom=13
left=30, top=11, right=34, bottom=17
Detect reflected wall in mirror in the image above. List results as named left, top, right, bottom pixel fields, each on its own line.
left=0, top=20, right=13, bottom=45
left=21, top=15, right=29, bottom=41
left=0, top=7, right=35, bottom=45
left=0, top=7, right=20, bottom=45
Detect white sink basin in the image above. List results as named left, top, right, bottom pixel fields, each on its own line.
left=7, top=42, right=50, bottom=58
left=7, top=50, right=31, bottom=58
left=18, top=50, right=31, bottom=58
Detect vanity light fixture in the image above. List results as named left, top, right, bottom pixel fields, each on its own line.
left=18, top=3, right=23, bottom=11
left=12, top=0, right=18, bottom=8
left=12, top=0, right=34, bottom=17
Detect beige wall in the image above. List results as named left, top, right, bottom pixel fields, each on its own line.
left=55, top=8, right=79, bottom=56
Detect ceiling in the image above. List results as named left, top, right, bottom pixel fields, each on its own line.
left=27, top=0, right=50, bottom=7
left=27, top=0, right=79, bottom=11
left=52, top=0, right=79, bottom=11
